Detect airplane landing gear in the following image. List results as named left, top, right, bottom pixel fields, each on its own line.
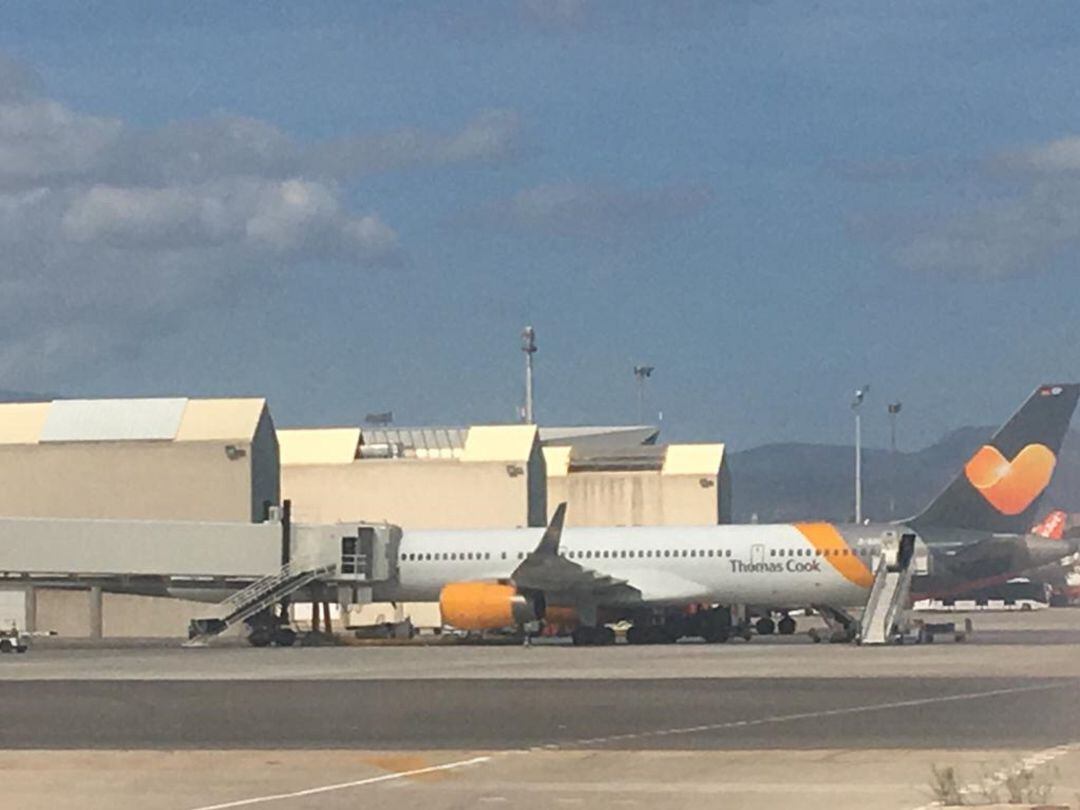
left=777, top=614, right=797, bottom=635
left=571, top=625, right=616, bottom=646
left=245, top=609, right=298, bottom=647
left=755, top=616, right=775, bottom=636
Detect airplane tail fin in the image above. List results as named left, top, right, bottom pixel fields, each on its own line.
left=910, top=384, right=1079, bottom=535
left=1032, top=509, right=1068, bottom=540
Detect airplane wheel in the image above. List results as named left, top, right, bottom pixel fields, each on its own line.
left=755, top=617, right=775, bottom=636
left=571, top=627, right=595, bottom=646
left=777, top=616, right=796, bottom=636
left=247, top=629, right=272, bottom=647
left=272, top=628, right=297, bottom=647
left=598, top=626, right=616, bottom=646
left=702, top=624, right=729, bottom=643
left=625, top=625, right=647, bottom=645
left=644, top=626, right=669, bottom=645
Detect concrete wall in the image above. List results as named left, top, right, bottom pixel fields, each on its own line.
left=284, top=458, right=539, bottom=528
left=0, top=441, right=258, bottom=522
left=35, top=589, right=243, bottom=638
left=546, top=444, right=729, bottom=526
left=282, top=425, right=545, bottom=529
left=0, top=399, right=278, bottom=523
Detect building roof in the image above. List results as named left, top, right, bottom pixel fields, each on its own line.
left=277, top=428, right=361, bottom=466
left=277, top=424, right=538, bottom=465
left=361, top=427, right=466, bottom=459
left=546, top=442, right=725, bottom=476
left=539, top=425, right=660, bottom=449
left=0, top=398, right=268, bottom=445
left=461, top=425, right=537, bottom=462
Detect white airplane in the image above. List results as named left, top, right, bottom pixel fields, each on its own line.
left=390, top=384, right=1080, bottom=645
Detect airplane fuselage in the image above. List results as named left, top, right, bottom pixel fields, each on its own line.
left=393, top=521, right=892, bottom=610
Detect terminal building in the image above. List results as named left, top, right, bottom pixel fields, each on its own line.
left=278, top=425, right=547, bottom=529
left=0, top=397, right=732, bottom=637
left=0, top=397, right=279, bottom=636
left=278, top=424, right=729, bottom=529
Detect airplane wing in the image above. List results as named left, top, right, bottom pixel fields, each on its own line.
left=511, top=503, right=708, bottom=607
left=511, top=503, right=639, bottom=604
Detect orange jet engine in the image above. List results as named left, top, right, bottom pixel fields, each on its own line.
left=439, top=582, right=544, bottom=630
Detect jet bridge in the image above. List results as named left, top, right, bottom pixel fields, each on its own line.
left=187, top=521, right=401, bottom=644
left=0, top=504, right=401, bottom=641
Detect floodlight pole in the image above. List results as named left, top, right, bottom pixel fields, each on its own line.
left=522, top=326, right=537, bottom=424
left=633, top=365, right=654, bottom=424
left=888, top=401, right=902, bottom=517
left=852, top=385, right=869, bottom=524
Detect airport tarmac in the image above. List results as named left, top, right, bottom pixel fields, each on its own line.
left=3, top=609, right=1080, bottom=810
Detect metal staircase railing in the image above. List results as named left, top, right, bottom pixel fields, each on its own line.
left=185, top=557, right=337, bottom=645
left=859, top=555, right=915, bottom=645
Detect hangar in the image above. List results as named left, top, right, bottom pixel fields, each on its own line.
left=0, top=396, right=280, bottom=636
left=279, top=424, right=547, bottom=529
left=544, top=442, right=730, bottom=527
left=279, top=423, right=728, bottom=530
left=0, top=397, right=278, bottom=521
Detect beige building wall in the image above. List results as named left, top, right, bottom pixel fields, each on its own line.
left=0, top=398, right=278, bottom=523
left=0, top=397, right=280, bottom=637
left=35, top=590, right=244, bottom=638
left=280, top=425, right=546, bottom=529
left=546, top=443, right=729, bottom=526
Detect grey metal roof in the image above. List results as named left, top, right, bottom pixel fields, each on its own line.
left=540, top=425, right=660, bottom=451
left=568, top=445, right=667, bottom=472
left=360, top=427, right=467, bottom=458
left=39, top=398, right=188, bottom=443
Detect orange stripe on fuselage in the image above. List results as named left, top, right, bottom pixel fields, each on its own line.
left=794, top=522, right=874, bottom=589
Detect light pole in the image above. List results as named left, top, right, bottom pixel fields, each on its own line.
left=633, top=365, right=654, bottom=424
left=852, top=385, right=869, bottom=524
left=521, top=326, right=537, bottom=424
left=888, top=401, right=902, bottom=517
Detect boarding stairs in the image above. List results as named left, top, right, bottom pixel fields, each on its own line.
left=858, top=535, right=916, bottom=645
left=185, top=556, right=337, bottom=645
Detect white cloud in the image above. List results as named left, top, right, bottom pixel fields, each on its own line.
left=0, top=100, right=122, bottom=185
left=0, top=53, right=515, bottom=382
left=482, top=180, right=711, bottom=237
left=892, top=138, right=1080, bottom=277
left=1000, top=136, right=1080, bottom=174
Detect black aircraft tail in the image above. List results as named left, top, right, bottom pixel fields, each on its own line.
left=910, top=384, right=1080, bottom=535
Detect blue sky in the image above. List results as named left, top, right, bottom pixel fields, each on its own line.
left=1, top=2, right=1080, bottom=449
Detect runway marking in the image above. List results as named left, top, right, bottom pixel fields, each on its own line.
left=183, top=681, right=1074, bottom=809
left=555, top=681, right=1076, bottom=748
left=910, top=740, right=1080, bottom=810
left=184, top=755, right=492, bottom=810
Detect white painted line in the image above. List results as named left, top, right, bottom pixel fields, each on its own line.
left=564, top=681, right=1075, bottom=748
left=185, top=755, right=492, bottom=810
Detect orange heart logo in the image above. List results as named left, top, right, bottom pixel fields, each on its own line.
left=964, top=443, right=1056, bottom=515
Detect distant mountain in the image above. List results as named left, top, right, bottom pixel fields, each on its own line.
left=728, top=427, right=1080, bottom=524
left=0, top=389, right=51, bottom=402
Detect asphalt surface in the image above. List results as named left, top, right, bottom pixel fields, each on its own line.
left=3, top=676, right=1077, bottom=750
left=6, top=610, right=1080, bottom=810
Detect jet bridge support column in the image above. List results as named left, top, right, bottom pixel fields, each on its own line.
left=24, top=586, right=36, bottom=633
left=88, top=586, right=103, bottom=639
